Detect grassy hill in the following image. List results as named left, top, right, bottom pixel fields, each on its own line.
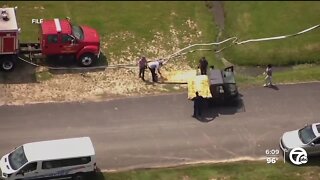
left=2, top=1, right=320, bottom=86
left=3, top=1, right=319, bottom=67
left=223, top=1, right=320, bottom=66
left=1, top=1, right=220, bottom=68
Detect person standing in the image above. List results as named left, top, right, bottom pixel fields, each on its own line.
left=147, top=59, right=163, bottom=82
left=263, top=64, right=273, bottom=87
left=138, top=56, right=147, bottom=81
left=199, top=57, right=208, bottom=75
left=192, top=91, right=204, bottom=118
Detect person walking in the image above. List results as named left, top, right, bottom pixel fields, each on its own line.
left=192, top=91, right=204, bottom=118
left=147, top=59, right=163, bottom=82
left=199, top=57, right=208, bottom=75
left=138, top=56, right=147, bottom=81
left=263, top=64, right=273, bottom=87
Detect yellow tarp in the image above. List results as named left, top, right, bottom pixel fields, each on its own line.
left=163, top=70, right=197, bottom=83
left=187, top=75, right=212, bottom=99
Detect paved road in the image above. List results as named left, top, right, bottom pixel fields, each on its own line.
left=1, top=82, right=320, bottom=171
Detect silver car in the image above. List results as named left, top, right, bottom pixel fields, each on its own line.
left=280, top=123, right=320, bottom=156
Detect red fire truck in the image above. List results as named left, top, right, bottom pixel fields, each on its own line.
left=0, top=7, right=101, bottom=71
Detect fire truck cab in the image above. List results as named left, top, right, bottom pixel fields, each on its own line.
left=0, top=7, right=19, bottom=71
left=40, top=18, right=101, bottom=67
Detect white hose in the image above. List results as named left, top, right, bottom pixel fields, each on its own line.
left=18, top=23, right=320, bottom=69
left=162, top=23, right=320, bottom=63
left=237, top=24, right=320, bottom=45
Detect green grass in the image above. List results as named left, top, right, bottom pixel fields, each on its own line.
left=236, top=64, right=320, bottom=88
left=35, top=70, right=53, bottom=82
left=223, top=1, right=320, bottom=66
left=274, top=65, right=320, bottom=83
left=236, top=74, right=262, bottom=87
left=3, top=1, right=320, bottom=86
left=1, top=1, right=220, bottom=67
left=99, top=160, right=320, bottom=180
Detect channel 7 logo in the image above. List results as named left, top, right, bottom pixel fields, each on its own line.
left=289, top=147, right=308, bottom=165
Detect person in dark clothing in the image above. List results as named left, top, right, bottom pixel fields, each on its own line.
left=192, top=91, right=204, bottom=118
left=199, top=57, right=208, bottom=75
left=138, top=56, right=147, bottom=81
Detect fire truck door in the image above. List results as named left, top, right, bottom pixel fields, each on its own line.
left=60, top=34, right=78, bottom=54
left=43, top=34, right=60, bottom=55
left=3, top=37, right=15, bottom=52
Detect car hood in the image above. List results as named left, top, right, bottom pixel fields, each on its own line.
left=0, top=154, right=15, bottom=176
left=81, top=26, right=100, bottom=43
left=282, top=130, right=305, bottom=149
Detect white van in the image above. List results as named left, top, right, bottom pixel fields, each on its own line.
left=0, top=137, right=97, bottom=180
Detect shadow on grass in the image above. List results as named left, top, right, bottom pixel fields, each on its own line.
left=297, top=155, right=320, bottom=167
left=48, top=53, right=108, bottom=75
left=143, top=80, right=156, bottom=86
left=194, top=94, right=245, bottom=123
left=0, top=59, right=37, bottom=84
left=0, top=53, right=109, bottom=84
left=92, top=171, right=105, bottom=180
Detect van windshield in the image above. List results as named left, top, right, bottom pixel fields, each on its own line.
left=8, top=146, right=28, bottom=170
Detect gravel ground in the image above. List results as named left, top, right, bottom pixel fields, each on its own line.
left=0, top=15, right=204, bottom=105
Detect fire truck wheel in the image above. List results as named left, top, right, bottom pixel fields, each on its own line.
left=1, top=59, right=15, bottom=72
left=79, top=53, right=96, bottom=67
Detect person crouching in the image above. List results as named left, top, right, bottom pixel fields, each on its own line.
left=147, top=59, right=163, bottom=82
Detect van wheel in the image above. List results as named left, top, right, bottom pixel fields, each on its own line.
left=79, top=53, right=96, bottom=67
left=73, top=173, right=85, bottom=180
left=1, top=58, right=15, bottom=72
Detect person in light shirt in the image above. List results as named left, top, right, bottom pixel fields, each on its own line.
left=147, top=59, right=163, bottom=82
left=263, top=64, right=273, bottom=87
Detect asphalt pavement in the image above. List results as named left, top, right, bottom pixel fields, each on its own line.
left=1, top=82, right=320, bottom=171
